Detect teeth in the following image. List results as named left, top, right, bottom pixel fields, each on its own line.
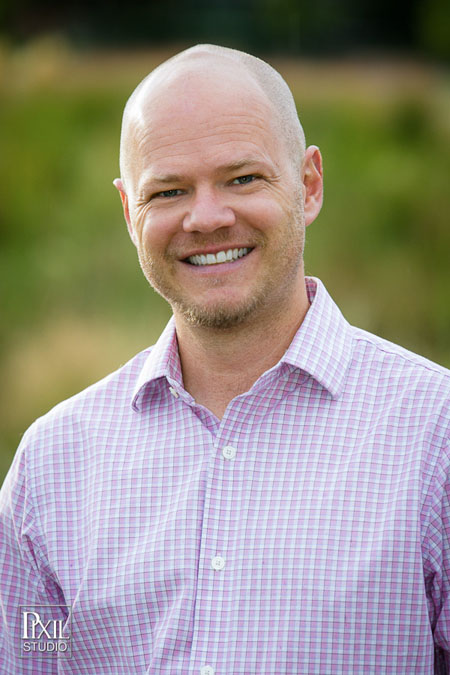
left=187, top=247, right=251, bottom=266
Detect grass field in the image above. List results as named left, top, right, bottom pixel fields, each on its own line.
left=1, top=39, right=449, bottom=482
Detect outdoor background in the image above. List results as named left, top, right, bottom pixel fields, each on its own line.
left=1, top=0, right=449, bottom=483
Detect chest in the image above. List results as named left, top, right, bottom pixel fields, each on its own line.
left=57, top=400, right=425, bottom=608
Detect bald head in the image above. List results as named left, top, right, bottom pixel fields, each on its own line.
left=119, top=44, right=306, bottom=188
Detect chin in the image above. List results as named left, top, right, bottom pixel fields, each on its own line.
left=174, top=296, right=264, bottom=329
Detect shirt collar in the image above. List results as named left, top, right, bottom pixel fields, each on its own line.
left=131, top=317, right=181, bottom=411
left=280, top=277, right=353, bottom=399
left=132, top=277, right=353, bottom=411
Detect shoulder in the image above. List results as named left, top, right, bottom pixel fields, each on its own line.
left=0, top=347, right=157, bottom=534
left=351, top=325, right=450, bottom=387
left=349, top=325, right=450, bottom=435
left=16, top=346, right=153, bottom=458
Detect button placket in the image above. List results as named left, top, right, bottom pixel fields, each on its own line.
left=190, top=426, right=242, bottom=669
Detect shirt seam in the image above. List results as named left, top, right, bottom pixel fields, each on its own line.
left=421, top=437, right=450, bottom=568
left=22, top=423, right=60, bottom=587
left=351, top=329, right=450, bottom=383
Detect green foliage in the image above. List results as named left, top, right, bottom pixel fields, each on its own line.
left=1, top=45, right=449, bottom=484
left=416, top=0, right=450, bottom=60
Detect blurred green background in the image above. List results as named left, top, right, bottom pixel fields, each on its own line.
left=1, top=1, right=450, bottom=483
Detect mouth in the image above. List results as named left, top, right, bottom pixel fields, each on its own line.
left=183, top=247, right=253, bottom=266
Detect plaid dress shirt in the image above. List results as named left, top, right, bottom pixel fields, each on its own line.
left=1, top=277, right=450, bottom=674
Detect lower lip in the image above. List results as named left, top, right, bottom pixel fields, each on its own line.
left=179, top=249, right=255, bottom=275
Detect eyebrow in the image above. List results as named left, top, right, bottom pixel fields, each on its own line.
left=216, top=158, right=266, bottom=173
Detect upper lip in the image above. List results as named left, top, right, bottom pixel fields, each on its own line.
left=180, top=245, right=254, bottom=259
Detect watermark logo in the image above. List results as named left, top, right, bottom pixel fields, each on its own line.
left=19, top=605, right=72, bottom=657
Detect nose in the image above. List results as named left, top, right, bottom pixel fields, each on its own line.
left=182, top=186, right=236, bottom=233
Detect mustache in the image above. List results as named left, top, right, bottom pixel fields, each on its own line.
left=167, top=230, right=267, bottom=258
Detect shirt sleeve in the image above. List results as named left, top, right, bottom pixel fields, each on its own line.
left=423, top=439, right=450, bottom=673
left=0, top=428, right=65, bottom=674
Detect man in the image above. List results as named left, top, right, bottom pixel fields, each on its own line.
left=1, top=44, right=449, bottom=674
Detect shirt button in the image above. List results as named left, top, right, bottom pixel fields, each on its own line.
left=211, top=555, right=226, bottom=571
left=168, top=386, right=179, bottom=399
left=200, top=667, right=215, bottom=675
left=222, top=445, right=237, bottom=460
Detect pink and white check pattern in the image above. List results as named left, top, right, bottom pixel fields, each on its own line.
left=1, top=277, right=450, bottom=674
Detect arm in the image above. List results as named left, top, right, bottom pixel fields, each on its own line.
left=0, top=430, right=66, bottom=673
left=423, top=440, right=450, bottom=674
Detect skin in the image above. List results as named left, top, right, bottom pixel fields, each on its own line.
left=115, top=51, right=323, bottom=419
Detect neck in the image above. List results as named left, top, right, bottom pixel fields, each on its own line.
left=174, top=280, right=310, bottom=419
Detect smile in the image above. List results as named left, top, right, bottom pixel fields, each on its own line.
left=186, top=248, right=252, bottom=266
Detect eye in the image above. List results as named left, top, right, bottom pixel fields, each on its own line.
left=232, top=174, right=258, bottom=185
left=153, top=189, right=183, bottom=199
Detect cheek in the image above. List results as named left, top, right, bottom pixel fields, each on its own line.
left=242, top=195, right=297, bottom=239
left=240, top=197, right=285, bottom=231
left=137, top=212, right=178, bottom=255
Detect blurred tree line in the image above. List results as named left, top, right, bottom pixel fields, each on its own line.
left=1, top=0, right=449, bottom=61
left=1, top=42, right=449, bottom=485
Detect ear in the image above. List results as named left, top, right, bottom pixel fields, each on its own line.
left=113, top=178, right=137, bottom=247
left=301, top=146, right=323, bottom=227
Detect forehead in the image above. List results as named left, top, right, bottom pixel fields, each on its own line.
left=126, top=62, right=285, bottom=179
